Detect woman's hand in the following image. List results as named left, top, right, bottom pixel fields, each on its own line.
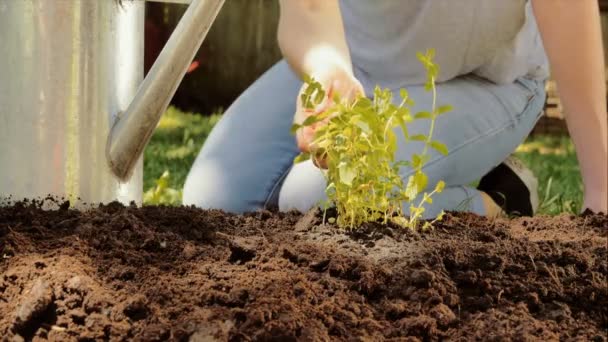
left=293, top=66, right=364, bottom=167
left=278, top=0, right=360, bottom=168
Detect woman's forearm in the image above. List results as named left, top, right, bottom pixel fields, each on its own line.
left=532, top=0, right=608, bottom=209
left=277, top=0, right=353, bottom=78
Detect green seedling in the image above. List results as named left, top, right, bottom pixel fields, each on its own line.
left=143, top=170, right=182, bottom=205
left=291, top=49, right=451, bottom=230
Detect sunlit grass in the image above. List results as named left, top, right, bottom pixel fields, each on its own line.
left=514, top=135, right=582, bottom=215
left=143, top=107, right=221, bottom=204
left=144, top=107, right=583, bottom=214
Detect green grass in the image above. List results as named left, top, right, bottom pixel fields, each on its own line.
left=514, top=135, right=583, bottom=215
left=144, top=107, right=583, bottom=215
left=143, top=107, right=220, bottom=205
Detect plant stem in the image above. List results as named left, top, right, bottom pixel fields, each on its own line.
left=421, top=76, right=437, bottom=161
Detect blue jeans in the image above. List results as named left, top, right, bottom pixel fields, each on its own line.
left=183, top=60, right=546, bottom=218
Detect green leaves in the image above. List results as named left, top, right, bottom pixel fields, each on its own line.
left=143, top=171, right=182, bottom=205
left=405, top=171, right=428, bottom=200
left=290, top=123, right=301, bottom=134
left=410, top=134, right=427, bottom=142
left=411, top=154, right=430, bottom=170
left=338, top=163, right=356, bottom=186
left=417, top=49, right=440, bottom=91
left=430, top=141, right=448, bottom=156
left=294, top=153, right=310, bottom=164
left=435, top=180, right=446, bottom=193
left=414, top=111, right=432, bottom=120
left=300, top=75, right=325, bottom=109
left=292, top=50, right=450, bottom=230
left=302, top=113, right=324, bottom=126
left=436, top=105, right=453, bottom=115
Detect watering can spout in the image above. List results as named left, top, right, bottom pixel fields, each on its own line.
left=107, top=0, right=224, bottom=181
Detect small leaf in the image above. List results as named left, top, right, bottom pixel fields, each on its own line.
left=410, top=134, right=427, bottom=142
left=405, top=171, right=428, bottom=200
left=157, top=171, right=170, bottom=188
left=416, top=52, right=428, bottom=65
left=387, top=131, right=397, bottom=153
left=397, top=107, right=412, bottom=123
left=396, top=115, right=410, bottom=141
left=294, top=153, right=310, bottom=164
left=429, top=141, right=448, bottom=155
left=339, top=164, right=356, bottom=186
left=314, top=88, right=326, bottom=104
left=414, top=171, right=428, bottom=192
left=391, top=216, right=408, bottom=227
left=290, top=123, right=301, bottom=134
left=302, top=114, right=323, bottom=126
left=414, top=111, right=432, bottom=120
left=356, top=121, right=370, bottom=133
left=394, top=160, right=412, bottom=169
left=400, top=88, right=409, bottom=101
left=436, top=105, right=453, bottom=115
left=405, top=175, right=418, bottom=200
left=435, top=180, right=446, bottom=193
left=411, top=154, right=423, bottom=169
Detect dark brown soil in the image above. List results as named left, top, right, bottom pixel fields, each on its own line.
left=0, top=201, right=606, bottom=341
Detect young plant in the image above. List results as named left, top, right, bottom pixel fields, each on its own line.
left=143, top=170, right=182, bottom=205
left=291, top=49, right=451, bottom=230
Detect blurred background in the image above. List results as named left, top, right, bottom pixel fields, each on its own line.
left=142, top=0, right=608, bottom=214
left=146, top=0, right=608, bottom=125
left=145, top=0, right=281, bottom=114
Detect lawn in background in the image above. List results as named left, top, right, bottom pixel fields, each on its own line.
left=144, top=106, right=583, bottom=215
left=143, top=107, right=220, bottom=205
left=514, top=135, right=583, bottom=215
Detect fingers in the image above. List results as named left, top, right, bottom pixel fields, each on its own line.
left=294, top=72, right=365, bottom=167
left=296, top=126, right=314, bottom=153
left=328, top=78, right=364, bottom=103
left=295, top=122, right=328, bottom=169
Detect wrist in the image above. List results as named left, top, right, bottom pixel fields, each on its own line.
left=302, top=46, right=353, bottom=80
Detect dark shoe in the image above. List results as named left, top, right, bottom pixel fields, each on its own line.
left=478, top=156, right=539, bottom=217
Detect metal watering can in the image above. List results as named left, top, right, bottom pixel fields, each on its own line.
left=0, top=0, right=224, bottom=206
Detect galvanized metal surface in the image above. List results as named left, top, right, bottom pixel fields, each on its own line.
left=0, top=0, right=145, bottom=206
left=107, top=0, right=224, bottom=180
left=148, top=0, right=192, bottom=4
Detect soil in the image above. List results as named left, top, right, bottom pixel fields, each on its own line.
left=0, top=200, right=606, bottom=341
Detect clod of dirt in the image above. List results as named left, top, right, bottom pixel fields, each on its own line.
left=227, top=237, right=258, bottom=264
left=189, top=320, right=234, bottom=342
left=12, top=279, right=54, bottom=334
left=410, top=269, right=435, bottom=287
left=65, top=276, right=88, bottom=294
left=123, top=295, right=150, bottom=321
left=69, top=309, right=87, bottom=325
left=294, top=208, right=320, bottom=232
left=429, top=303, right=457, bottom=328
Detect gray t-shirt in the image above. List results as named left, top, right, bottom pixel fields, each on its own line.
left=339, top=0, right=549, bottom=92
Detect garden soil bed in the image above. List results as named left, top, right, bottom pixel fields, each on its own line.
left=0, top=201, right=606, bottom=341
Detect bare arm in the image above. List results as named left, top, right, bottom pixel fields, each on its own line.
left=277, top=0, right=352, bottom=77
left=278, top=0, right=363, bottom=155
left=532, top=0, right=608, bottom=213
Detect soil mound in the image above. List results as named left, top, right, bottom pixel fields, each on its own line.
left=1, top=202, right=606, bottom=340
